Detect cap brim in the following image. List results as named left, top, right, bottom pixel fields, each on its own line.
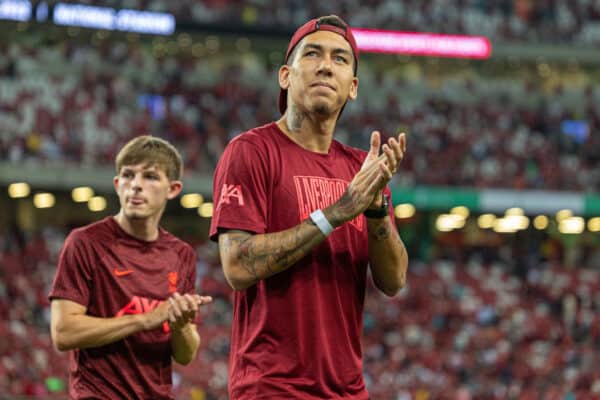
left=278, top=88, right=287, bottom=115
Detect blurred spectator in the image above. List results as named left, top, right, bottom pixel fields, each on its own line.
left=1, top=36, right=598, bottom=192
left=71, top=0, right=600, bottom=44
left=1, top=219, right=600, bottom=399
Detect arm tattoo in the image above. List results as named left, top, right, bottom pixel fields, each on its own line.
left=237, top=240, right=261, bottom=281
left=368, top=220, right=409, bottom=293
left=369, top=222, right=391, bottom=241
left=221, top=219, right=325, bottom=285
left=326, top=188, right=363, bottom=227
left=367, top=216, right=396, bottom=241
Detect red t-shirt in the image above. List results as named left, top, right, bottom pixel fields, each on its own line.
left=210, top=122, right=394, bottom=399
left=49, top=217, right=196, bottom=400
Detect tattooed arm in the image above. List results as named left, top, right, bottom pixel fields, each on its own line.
left=367, top=216, right=408, bottom=297
left=219, top=220, right=325, bottom=290
left=219, top=156, right=388, bottom=290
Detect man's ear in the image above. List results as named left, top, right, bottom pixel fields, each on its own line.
left=348, top=77, right=359, bottom=101
left=167, top=181, right=183, bottom=200
left=279, top=64, right=291, bottom=91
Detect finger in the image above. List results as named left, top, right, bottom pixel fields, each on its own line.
left=380, top=161, right=393, bottom=181
left=399, top=132, right=406, bottom=153
left=168, top=308, right=176, bottom=324
left=196, top=295, right=213, bottom=305
left=182, top=294, right=198, bottom=320
left=358, top=153, right=388, bottom=180
left=177, top=296, right=190, bottom=314
left=183, top=294, right=198, bottom=311
left=382, top=144, right=398, bottom=174
left=169, top=309, right=185, bottom=329
left=361, top=161, right=387, bottom=196
left=173, top=295, right=194, bottom=321
left=388, top=138, right=403, bottom=165
left=369, top=131, right=381, bottom=158
left=366, top=162, right=391, bottom=194
left=373, top=163, right=392, bottom=190
left=169, top=297, right=183, bottom=319
left=353, top=153, right=392, bottom=193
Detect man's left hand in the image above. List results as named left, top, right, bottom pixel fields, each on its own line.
left=363, top=131, right=406, bottom=209
left=167, top=293, right=212, bottom=332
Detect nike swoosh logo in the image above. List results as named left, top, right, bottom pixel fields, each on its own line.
left=114, top=268, right=134, bottom=277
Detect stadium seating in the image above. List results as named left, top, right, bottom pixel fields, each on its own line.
left=71, top=0, right=600, bottom=44
left=2, top=8, right=600, bottom=398
left=1, top=38, right=598, bottom=192
left=2, top=224, right=599, bottom=399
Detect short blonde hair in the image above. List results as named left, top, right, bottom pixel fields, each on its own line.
left=115, top=136, right=183, bottom=181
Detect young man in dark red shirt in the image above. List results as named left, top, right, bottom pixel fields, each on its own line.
left=211, top=15, right=408, bottom=399
left=50, top=136, right=212, bottom=399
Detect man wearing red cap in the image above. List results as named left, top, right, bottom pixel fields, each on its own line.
left=210, top=15, right=408, bottom=399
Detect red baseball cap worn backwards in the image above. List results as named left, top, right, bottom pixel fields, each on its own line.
left=278, top=16, right=359, bottom=115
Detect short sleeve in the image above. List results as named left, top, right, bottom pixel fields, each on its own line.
left=48, top=231, right=93, bottom=307
left=209, top=137, right=269, bottom=241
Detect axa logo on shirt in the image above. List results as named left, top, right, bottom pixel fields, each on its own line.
left=219, top=184, right=245, bottom=206
left=116, top=296, right=170, bottom=333
left=294, top=176, right=364, bottom=232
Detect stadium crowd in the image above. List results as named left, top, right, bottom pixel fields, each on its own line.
left=1, top=38, right=599, bottom=192
left=1, top=220, right=600, bottom=399
left=3, top=3, right=600, bottom=400
left=72, top=0, right=600, bottom=44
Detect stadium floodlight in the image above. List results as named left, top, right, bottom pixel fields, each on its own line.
left=0, top=0, right=31, bottom=21
left=198, top=202, right=213, bottom=218
left=588, top=217, right=600, bottom=232
left=555, top=209, right=573, bottom=222
left=504, top=215, right=529, bottom=230
left=436, top=214, right=465, bottom=232
left=477, top=214, right=496, bottom=229
left=533, top=215, right=549, bottom=230
left=87, top=196, right=106, bottom=212
left=492, top=218, right=517, bottom=233
left=505, top=207, right=524, bottom=216
left=33, top=192, right=55, bottom=208
left=88, top=196, right=107, bottom=212
left=181, top=193, right=204, bottom=209
left=351, top=29, right=492, bottom=59
left=8, top=182, right=30, bottom=198
left=450, top=206, right=470, bottom=219
left=559, top=217, right=584, bottom=234
left=72, top=186, right=94, bottom=203
left=394, top=203, right=415, bottom=219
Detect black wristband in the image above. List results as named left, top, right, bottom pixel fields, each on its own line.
left=363, top=194, right=389, bottom=219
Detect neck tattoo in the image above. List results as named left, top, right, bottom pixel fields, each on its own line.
left=287, top=105, right=306, bottom=133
